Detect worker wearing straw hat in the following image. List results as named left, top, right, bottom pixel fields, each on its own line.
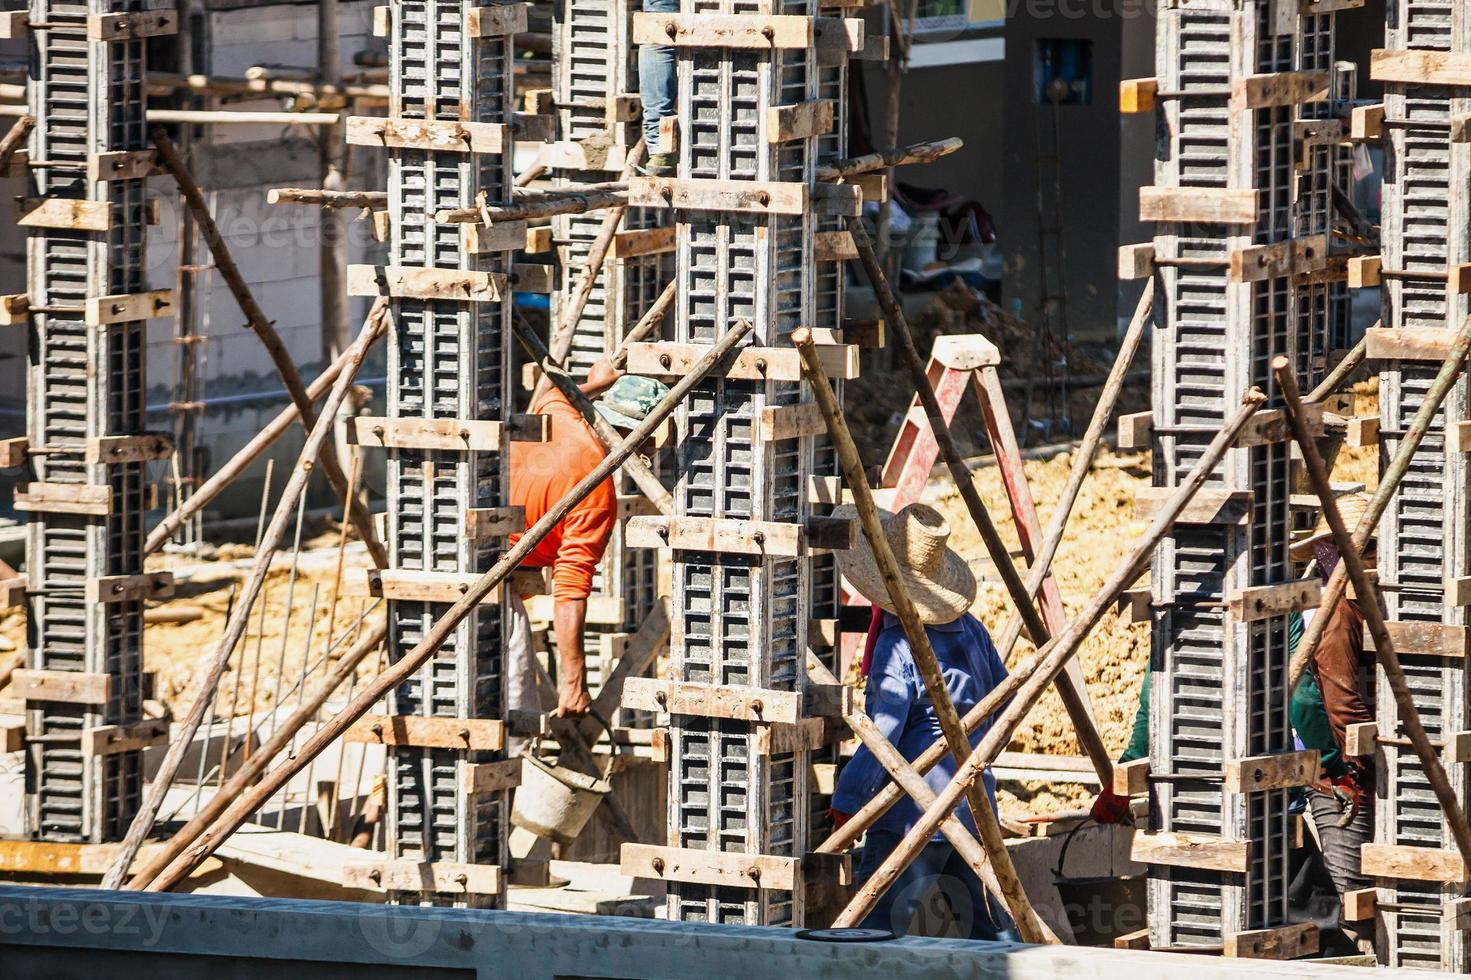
left=829, top=502, right=1018, bottom=941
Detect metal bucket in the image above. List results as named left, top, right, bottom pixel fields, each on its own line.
left=510, top=719, right=614, bottom=847
left=1052, top=819, right=1146, bottom=946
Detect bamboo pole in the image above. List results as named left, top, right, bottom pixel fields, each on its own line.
left=0, top=114, right=33, bottom=173
left=437, top=188, right=629, bottom=225
left=995, top=286, right=1152, bottom=659
left=123, top=619, right=387, bottom=890
left=511, top=315, right=673, bottom=516
left=152, top=130, right=387, bottom=568
left=844, top=215, right=1112, bottom=781
left=612, top=279, right=676, bottom=371
left=102, top=301, right=389, bottom=890
left=1305, top=330, right=1369, bottom=405
left=1274, top=355, right=1471, bottom=870
left=534, top=140, right=648, bottom=404
left=142, top=318, right=755, bottom=893
left=145, top=314, right=386, bottom=554
left=806, top=654, right=1059, bottom=943
left=1288, top=315, right=1471, bottom=691
left=832, top=388, right=1268, bottom=927
left=793, top=327, right=1048, bottom=944
left=814, top=137, right=962, bottom=182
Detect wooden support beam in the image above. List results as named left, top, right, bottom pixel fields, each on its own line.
left=608, top=225, right=676, bottom=259
left=630, top=13, right=862, bottom=54
left=1230, top=235, right=1330, bottom=283
left=345, top=116, right=507, bottom=153
left=757, top=402, right=826, bottom=441
left=624, top=341, right=858, bottom=382
left=341, top=568, right=505, bottom=605
left=765, top=100, right=833, bottom=143
left=1227, top=581, right=1321, bottom=622
left=1118, top=78, right=1157, bottom=114
left=1131, top=831, right=1251, bottom=873
left=1360, top=843, right=1466, bottom=882
left=0, top=10, right=27, bottom=37
left=82, top=720, right=171, bottom=756
left=346, top=415, right=546, bottom=452
left=1115, top=587, right=1151, bottom=626
left=1117, top=243, right=1155, bottom=280
left=1344, top=416, right=1378, bottom=447
left=87, top=9, right=176, bottom=40
left=1116, top=411, right=1153, bottom=450
left=620, top=843, right=846, bottom=892
left=1224, top=923, right=1318, bottom=960
left=14, top=482, right=112, bottom=516
left=0, top=294, right=28, bottom=326
left=623, top=514, right=846, bottom=556
left=0, top=840, right=166, bottom=876
left=1113, top=758, right=1150, bottom=796
left=628, top=176, right=859, bottom=217
left=1139, top=187, right=1257, bottom=225
left=1222, top=750, right=1319, bottom=793
left=19, top=198, right=111, bottom=232
left=1347, top=255, right=1382, bottom=289
left=1371, top=48, right=1471, bottom=87
left=85, top=434, right=174, bottom=465
left=1342, top=887, right=1379, bottom=921
left=347, top=264, right=506, bottom=302
left=1365, top=326, right=1453, bottom=361
left=1230, top=71, right=1329, bottom=110
left=1134, top=486, right=1252, bottom=525
left=342, top=860, right=502, bottom=895
left=89, top=149, right=160, bottom=183
left=1362, top=620, right=1470, bottom=659
left=460, top=759, right=522, bottom=796
left=85, top=289, right=177, bottom=326
left=814, top=230, right=859, bottom=263
left=11, top=669, right=113, bottom=705
left=465, top=506, right=525, bottom=544
left=1351, top=104, right=1385, bottom=140
left=466, top=2, right=528, bottom=37
left=622, top=677, right=803, bottom=725
left=342, top=713, right=505, bottom=752
left=86, top=572, right=175, bottom=604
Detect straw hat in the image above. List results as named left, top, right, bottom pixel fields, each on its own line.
left=835, top=503, right=977, bottom=625
left=1290, top=491, right=1375, bottom=562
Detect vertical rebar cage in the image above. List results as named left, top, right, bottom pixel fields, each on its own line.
left=23, top=0, right=154, bottom=843
left=1373, top=0, right=1471, bottom=968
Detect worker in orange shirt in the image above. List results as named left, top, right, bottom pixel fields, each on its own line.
left=506, top=358, right=669, bottom=724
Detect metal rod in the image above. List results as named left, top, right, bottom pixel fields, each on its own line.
left=141, top=318, right=754, bottom=892
left=1274, top=355, right=1471, bottom=871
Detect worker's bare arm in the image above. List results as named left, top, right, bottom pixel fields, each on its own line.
left=580, top=356, right=622, bottom=398
left=553, top=597, right=593, bottom=717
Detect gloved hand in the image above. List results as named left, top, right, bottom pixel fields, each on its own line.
left=1090, top=786, right=1132, bottom=825
left=1329, top=761, right=1369, bottom=829
left=829, top=808, right=853, bottom=830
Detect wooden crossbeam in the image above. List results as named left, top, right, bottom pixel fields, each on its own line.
left=340, top=568, right=506, bottom=605
left=86, top=572, right=175, bottom=604
left=347, top=265, right=507, bottom=303
left=1131, top=831, right=1251, bottom=873
left=622, top=677, right=803, bottom=725
left=345, top=116, right=507, bottom=154
left=14, top=483, right=112, bottom=516
left=624, top=341, right=858, bottom=382
left=1222, top=750, right=1320, bottom=793
left=342, top=713, right=505, bottom=751
left=346, top=415, right=547, bottom=452
left=621, top=842, right=848, bottom=892
left=1226, top=581, right=1321, bottom=622
left=342, top=860, right=502, bottom=895
left=11, top=669, right=112, bottom=705
left=85, top=289, right=177, bottom=325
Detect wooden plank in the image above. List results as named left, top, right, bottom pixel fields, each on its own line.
left=756, top=717, right=844, bottom=755
left=19, top=198, right=111, bottom=232
left=0, top=576, right=26, bottom=608
left=465, top=506, right=525, bottom=543
left=342, top=860, right=502, bottom=896
left=842, top=317, right=885, bottom=347
left=1117, top=243, right=1154, bottom=280
left=345, top=116, right=507, bottom=154
left=14, top=482, right=112, bottom=516
left=1230, top=235, right=1330, bottom=283
left=86, top=572, right=175, bottom=604
left=1445, top=731, right=1471, bottom=764
left=804, top=682, right=853, bottom=720
left=512, top=264, right=553, bottom=294
left=1139, top=187, right=1257, bottom=225
left=1371, top=48, right=1471, bottom=87
left=758, top=402, right=825, bottom=441
left=1344, top=722, right=1376, bottom=756
left=343, top=713, right=504, bottom=751
left=524, top=225, right=553, bottom=253
left=1448, top=420, right=1471, bottom=455
left=1227, top=580, right=1321, bottom=622
left=1238, top=404, right=1324, bottom=447
left=464, top=220, right=530, bottom=254
left=630, top=13, right=859, bottom=52
left=1351, top=103, right=1385, bottom=140
left=1117, top=411, right=1153, bottom=450
left=0, top=294, right=28, bottom=326
left=1224, top=923, right=1318, bottom=960
left=1223, top=750, right=1320, bottom=793
left=1342, top=887, right=1379, bottom=921
left=466, top=2, right=528, bottom=36
left=341, top=568, right=504, bottom=605
left=622, top=676, right=803, bottom=725
left=347, top=264, right=506, bottom=303
left=1344, top=416, right=1379, bottom=448
left=1230, top=70, right=1329, bottom=110
left=1360, top=843, right=1465, bottom=882
left=765, top=100, right=833, bottom=143
left=628, top=176, right=809, bottom=216
left=814, top=230, right=858, bottom=263
left=624, top=341, right=858, bottom=382
left=608, top=225, right=676, bottom=260
left=88, top=149, right=160, bottom=183
left=1131, top=831, right=1251, bottom=873
left=0, top=10, right=28, bottom=37
left=87, top=9, right=176, bottom=40
left=1365, top=326, right=1453, bottom=361
left=1116, top=586, right=1151, bottom=626
left=82, top=719, right=170, bottom=756
left=1113, top=758, right=1149, bottom=796
left=1362, top=620, right=1470, bottom=659
left=85, top=289, right=177, bottom=326
left=11, top=669, right=112, bottom=705
left=1114, top=928, right=1151, bottom=950
left=371, top=3, right=388, bottom=36
left=347, top=416, right=510, bottom=452
left=621, top=842, right=801, bottom=891
left=1347, top=255, right=1382, bottom=289
left=625, top=515, right=805, bottom=557
left=848, top=173, right=885, bottom=205
left=86, top=433, right=174, bottom=465
left=0, top=437, right=28, bottom=467
left=1, top=720, right=21, bottom=753
left=1118, top=78, right=1157, bottom=114
left=0, top=840, right=166, bottom=876
left=1134, top=486, right=1252, bottom=525
left=460, top=758, right=522, bottom=796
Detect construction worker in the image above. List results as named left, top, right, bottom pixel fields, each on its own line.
left=506, top=360, right=670, bottom=722
left=637, top=0, right=678, bottom=175
left=1090, top=493, right=1376, bottom=952
left=829, top=503, right=1019, bottom=941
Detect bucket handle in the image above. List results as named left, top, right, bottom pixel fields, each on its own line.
left=1052, top=817, right=1093, bottom=883
left=529, top=708, right=620, bottom=781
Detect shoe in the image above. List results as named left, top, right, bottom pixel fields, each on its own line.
left=642, top=152, right=677, bottom=177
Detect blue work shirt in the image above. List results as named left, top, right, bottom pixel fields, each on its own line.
left=831, top=612, right=1009, bottom=841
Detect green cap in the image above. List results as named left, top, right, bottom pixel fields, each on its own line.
left=595, top=374, right=671, bottom=431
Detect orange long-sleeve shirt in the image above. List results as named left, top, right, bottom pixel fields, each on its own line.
left=508, top=387, right=616, bottom=601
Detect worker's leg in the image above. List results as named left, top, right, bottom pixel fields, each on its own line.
left=505, top=593, right=538, bottom=757
left=1307, top=788, right=1375, bottom=953
left=637, top=0, right=678, bottom=150
left=940, top=842, right=1020, bottom=942
left=853, top=830, right=952, bottom=936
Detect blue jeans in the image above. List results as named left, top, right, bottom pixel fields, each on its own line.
left=855, top=830, right=1021, bottom=942
left=638, top=0, right=678, bottom=149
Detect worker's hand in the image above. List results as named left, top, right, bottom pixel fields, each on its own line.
left=1089, top=786, right=1132, bottom=825
left=829, top=808, right=853, bottom=830
left=555, top=679, right=593, bottom=718
left=583, top=356, right=622, bottom=398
